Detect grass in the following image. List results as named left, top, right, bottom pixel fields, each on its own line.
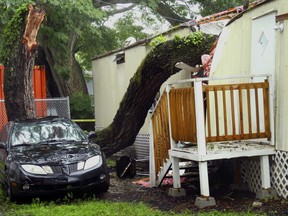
left=2, top=199, right=265, bottom=216
left=0, top=190, right=265, bottom=216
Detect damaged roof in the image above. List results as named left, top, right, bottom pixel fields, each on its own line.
left=92, top=1, right=270, bottom=61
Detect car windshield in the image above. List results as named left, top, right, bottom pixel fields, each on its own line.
left=11, top=119, right=87, bottom=146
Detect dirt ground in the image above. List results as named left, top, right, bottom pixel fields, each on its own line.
left=96, top=161, right=288, bottom=216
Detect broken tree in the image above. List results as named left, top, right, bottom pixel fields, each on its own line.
left=0, top=4, right=45, bottom=121
left=91, top=33, right=216, bottom=157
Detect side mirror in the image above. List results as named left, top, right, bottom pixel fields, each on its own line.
left=0, top=142, right=6, bottom=150
left=87, top=131, right=96, bottom=139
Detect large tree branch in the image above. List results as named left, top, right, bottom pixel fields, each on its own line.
left=91, top=33, right=216, bottom=157
left=93, top=0, right=188, bottom=26
left=106, top=4, right=137, bottom=16
left=155, top=2, right=189, bottom=26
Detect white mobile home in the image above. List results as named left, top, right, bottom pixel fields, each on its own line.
left=148, top=0, right=288, bottom=208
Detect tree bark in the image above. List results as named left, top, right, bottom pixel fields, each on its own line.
left=91, top=33, right=216, bottom=157
left=3, top=5, right=45, bottom=121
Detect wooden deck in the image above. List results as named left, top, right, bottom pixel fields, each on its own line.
left=170, top=140, right=275, bottom=162
left=150, top=74, right=275, bottom=204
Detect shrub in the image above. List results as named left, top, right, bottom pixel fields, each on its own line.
left=69, top=92, right=94, bottom=119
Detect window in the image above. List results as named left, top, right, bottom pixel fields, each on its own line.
left=114, top=52, right=125, bottom=64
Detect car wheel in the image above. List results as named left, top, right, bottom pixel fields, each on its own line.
left=4, top=176, right=16, bottom=202
left=99, top=182, right=110, bottom=192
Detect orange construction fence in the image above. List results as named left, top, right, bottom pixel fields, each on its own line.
left=0, top=65, right=47, bottom=127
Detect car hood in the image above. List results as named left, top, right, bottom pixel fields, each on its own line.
left=10, top=141, right=101, bottom=165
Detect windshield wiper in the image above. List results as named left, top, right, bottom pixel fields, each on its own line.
left=12, top=143, right=32, bottom=147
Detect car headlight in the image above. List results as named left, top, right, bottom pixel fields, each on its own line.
left=21, top=164, right=53, bottom=175
left=77, top=155, right=101, bottom=171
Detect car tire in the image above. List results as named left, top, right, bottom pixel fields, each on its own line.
left=4, top=176, right=16, bottom=202
left=99, top=182, right=110, bottom=192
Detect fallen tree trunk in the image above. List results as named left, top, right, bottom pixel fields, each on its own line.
left=91, top=33, right=216, bottom=157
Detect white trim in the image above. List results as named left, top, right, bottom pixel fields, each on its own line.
left=252, top=9, right=277, bottom=20
left=149, top=120, right=156, bottom=187
left=168, top=74, right=272, bottom=86
left=194, top=81, right=206, bottom=156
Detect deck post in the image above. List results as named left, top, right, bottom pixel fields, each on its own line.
left=194, top=80, right=210, bottom=195
left=149, top=120, right=156, bottom=187
left=194, top=80, right=216, bottom=208
left=168, top=155, right=186, bottom=197
left=256, top=155, right=277, bottom=199
left=166, top=85, right=176, bottom=149
left=260, top=155, right=270, bottom=189
left=268, top=75, right=275, bottom=146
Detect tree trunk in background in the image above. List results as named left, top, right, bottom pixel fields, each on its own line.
left=63, top=54, right=88, bottom=96
left=91, top=33, right=216, bottom=157
left=41, top=45, right=88, bottom=97
left=4, top=5, right=45, bottom=121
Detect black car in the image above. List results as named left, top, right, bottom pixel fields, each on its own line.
left=0, top=116, right=109, bottom=201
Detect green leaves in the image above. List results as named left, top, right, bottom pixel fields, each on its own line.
left=149, top=35, right=167, bottom=48
left=0, top=3, right=28, bottom=66
left=70, top=92, right=94, bottom=119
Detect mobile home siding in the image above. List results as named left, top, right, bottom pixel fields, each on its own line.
left=210, top=0, right=288, bottom=151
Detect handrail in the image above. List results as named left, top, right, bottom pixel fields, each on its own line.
left=151, top=93, right=170, bottom=176
left=167, top=74, right=272, bottom=86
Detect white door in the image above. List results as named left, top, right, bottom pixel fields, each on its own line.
left=251, top=12, right=276, bottom=78
left=250, top=11, right=276, bottom=135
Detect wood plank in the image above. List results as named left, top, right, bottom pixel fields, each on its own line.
left=276, top=13, right=288, bottom=21
left=247, top=84, right=252, bottom=136
left=222, top=87, right=228, bottom=138
left=191, top=88, right=197, bottom=143
left=206, top=88, right=211, bottom=142
left=263, top=80, right=271, bottom=139
left=170, top=90, right=177, bottom=140
left=239, top=88, right=244, bottom=138
left=203, top=82, right=268, bottom=91
left=255, top=88, right=260, bottom=137
left=214, top=88, right=220, bottom=139
left=208, top=132, right=270, bottom=142
left=230, top=87, right=236, bottom=139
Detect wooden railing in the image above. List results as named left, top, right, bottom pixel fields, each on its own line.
left=204, top=81, right=271, bottom=142
left=151, top=78, right=272, bottom=181
left=151, top=93, right=170, bottom=175
left=169, top=80, right=271, bottom=143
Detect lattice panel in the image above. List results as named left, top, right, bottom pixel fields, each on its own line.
left=134, top=134, right=150, bottom=160
left=111, top=133, right=150, bottom=160
left=271, top=151, right=288, bottom=199
left=241, top=151, right=288, bottom=199
left=241, top=159, right=261, bottom=193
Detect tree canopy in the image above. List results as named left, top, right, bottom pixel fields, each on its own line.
left=0, top=0, right=251, bottom=97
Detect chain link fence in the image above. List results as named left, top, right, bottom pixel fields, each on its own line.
left=0, top=97, right=70, bottom=129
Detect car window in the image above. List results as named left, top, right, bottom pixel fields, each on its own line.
left=11, top=119, right=87, bottom=146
